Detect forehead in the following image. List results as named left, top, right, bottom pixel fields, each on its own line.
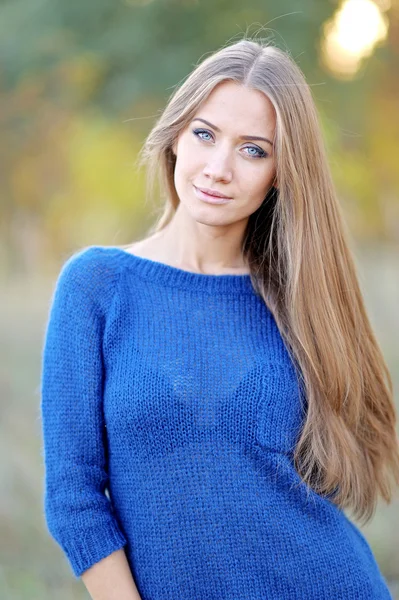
left=193, top=80, right=276, bottom=135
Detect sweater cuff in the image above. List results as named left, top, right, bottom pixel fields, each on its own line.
left=62, top=520, right=127, bottom=578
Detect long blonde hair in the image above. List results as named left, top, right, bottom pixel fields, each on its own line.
left=134, top=38, right=399, bottom=524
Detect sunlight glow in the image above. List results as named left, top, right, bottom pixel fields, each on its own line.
left=321, top=0, right=390, bottom=78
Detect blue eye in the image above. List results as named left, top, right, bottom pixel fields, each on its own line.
left=243, top=146, right=267, bottom=159
left=192, top=128, right=267, bottom=159
left=193, top=128, right=213, bottom=142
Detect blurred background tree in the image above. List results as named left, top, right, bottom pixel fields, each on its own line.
left=1, top=0, right=398, bottom=276
left=1, top=0, right=398, bottom=598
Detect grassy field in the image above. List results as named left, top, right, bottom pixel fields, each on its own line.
left=1, top=244, right=398, bottom=599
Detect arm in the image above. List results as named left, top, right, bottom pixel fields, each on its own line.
left=81, top=549, right=142, bottom=600
left=40, top=251, right=132, bottom=581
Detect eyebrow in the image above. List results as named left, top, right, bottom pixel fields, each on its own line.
left=191, top=118, right=274, bottom=148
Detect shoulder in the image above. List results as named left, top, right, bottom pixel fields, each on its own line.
left=52, top=245, right=126, bottom=316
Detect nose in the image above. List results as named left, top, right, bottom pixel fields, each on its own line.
left=202, top=146, right=233, bottom=184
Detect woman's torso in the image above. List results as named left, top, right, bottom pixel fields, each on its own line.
left=93, top=244, right=392, bottom=600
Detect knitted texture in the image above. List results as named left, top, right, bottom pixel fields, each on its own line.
left=40, top=245, right=392, bottom=599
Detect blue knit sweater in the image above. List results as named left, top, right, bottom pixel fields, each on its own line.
left=40, top=245, right=392, bottom=599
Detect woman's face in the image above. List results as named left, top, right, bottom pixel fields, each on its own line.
left=172, top=80, right=277, bottom=227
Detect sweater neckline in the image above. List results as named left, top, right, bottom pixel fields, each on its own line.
left=105, top=246, right=255, bottom=295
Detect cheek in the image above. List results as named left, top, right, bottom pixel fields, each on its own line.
left=241, top=167, right=275, bottom=197
left=175, top=147, right=202, bottom=178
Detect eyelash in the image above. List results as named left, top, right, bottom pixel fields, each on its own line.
left=192, top=128, right=268, bottom=159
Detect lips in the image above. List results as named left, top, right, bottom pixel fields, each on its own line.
left=193, top=185, right=233, bottom=205
left=194, top=185, right=232, bottom=199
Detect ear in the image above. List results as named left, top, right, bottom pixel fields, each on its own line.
left=171, top=140, right=177, bottom=157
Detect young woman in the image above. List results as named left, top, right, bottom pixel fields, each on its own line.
left=41, top=38, right=399, bottom=599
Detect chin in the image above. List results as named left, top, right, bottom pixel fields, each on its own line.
left=191, top=207, right=236, bottom=228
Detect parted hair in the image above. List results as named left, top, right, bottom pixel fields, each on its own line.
left=134, top=37, right=399, bottom=524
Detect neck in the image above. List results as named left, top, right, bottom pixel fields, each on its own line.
left=154, top=203, right=250, bottom=275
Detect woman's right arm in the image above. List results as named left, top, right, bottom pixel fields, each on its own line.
left=81, top=549, right=142, bottom=600
left=40, top=250, right=140, bottom=592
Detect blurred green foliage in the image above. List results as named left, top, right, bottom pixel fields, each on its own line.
left=1, top=0, right=399, bottom=277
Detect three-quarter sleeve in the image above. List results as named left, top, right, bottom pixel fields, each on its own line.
left=40, top=254, right=127, bottom=577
